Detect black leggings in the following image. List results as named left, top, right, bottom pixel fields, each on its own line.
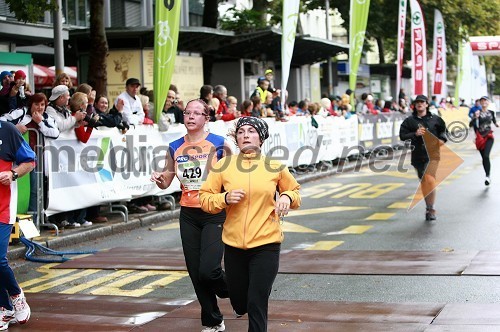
left=225, top=243, right=281, bottom=332
left=179, top=206, right=227, bottom=327
left=479, top=138, right=494, bottom=177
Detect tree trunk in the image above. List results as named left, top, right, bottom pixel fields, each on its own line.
left=88, top=0, right=108, bottom=96
left=376, top=37, right=385, bottom=64
left=252, top=0, right=268, bottom=24
left=202, top=0, right=219, bottom=28
left=202, top=0, right=219, bottom=83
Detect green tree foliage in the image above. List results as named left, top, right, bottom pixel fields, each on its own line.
left=4, top=0, right=57, bottom=23
left=220, top=7, right=269, bottom=32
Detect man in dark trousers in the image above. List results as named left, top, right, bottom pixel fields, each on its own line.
left=399, top=95, right=447, bottom=221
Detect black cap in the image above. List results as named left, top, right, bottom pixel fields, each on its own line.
left=126, top=78, right=141, bottom=86
left=414, top=94, right=428, bottom=103
left=268, top=87, right=277, bottom=93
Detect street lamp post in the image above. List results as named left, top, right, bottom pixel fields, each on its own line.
left=53, top=0, right=65, bottom=76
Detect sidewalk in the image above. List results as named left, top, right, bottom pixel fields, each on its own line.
left=8, top=152, right=392, bottom=262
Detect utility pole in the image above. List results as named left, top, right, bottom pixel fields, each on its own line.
left=53, top=0, right=64, bottom=75
left=325, top=0, right=333, bottom=97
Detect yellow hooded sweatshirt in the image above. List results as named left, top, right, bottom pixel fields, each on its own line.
left=199, top=153, right=301, bottom=249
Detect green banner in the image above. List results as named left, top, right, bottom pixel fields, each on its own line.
left=349, top=0, right=371, bottom=94
left=154, top=0, right=182, bottom=123
left=17, top=132, right=31, bottom=213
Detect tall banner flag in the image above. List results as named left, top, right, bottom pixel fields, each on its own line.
left=431, top=9, right=446, bottom=101
left=396, top=0, right=407, bottom=99
left=349, top=0, right=371, bottom=95
left=281, top=0, right=301, bottom=104
left=154, top=0, right=181, bottom=123
left=409, top=0, right=427, bottom=96
left=454, top=39, right=486, bottom=105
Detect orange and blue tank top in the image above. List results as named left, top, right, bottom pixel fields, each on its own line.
left=169, top=133, right=226, bottom=208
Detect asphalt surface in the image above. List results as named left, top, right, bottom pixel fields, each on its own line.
left=9, top=136, right=500, bottom=306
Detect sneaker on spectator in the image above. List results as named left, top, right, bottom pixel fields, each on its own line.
left=90, top=216, right=108, bottom=223
left=201, top=320, right=225, bottom=332
left=81, top=220, right=93, bottom=227
left=128, top=204, right=148, bottom=214
left=10, top=290, right=30, bottom=324
left=158, top=202, right=173, bottom=211
left=145, top=203, right=157, bottom=211
left=0, top=307, right=16, bottom=331
left=68, top=222, right=81, bottom=228
left=58, top=220, right=70, bottom=228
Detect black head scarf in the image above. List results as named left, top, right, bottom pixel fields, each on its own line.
left=235, top=116, right=269, bottom=142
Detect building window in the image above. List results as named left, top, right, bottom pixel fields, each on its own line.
left=62, top=0, right=89, bottom=27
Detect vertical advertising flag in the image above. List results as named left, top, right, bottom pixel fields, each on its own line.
left=396, top=0, right=407, bottom=98
left=410, top=0, right=427, bottom=96
left=281, top=0, right=301, bottom=104
left=154, top=0, right=181, bottom=123
left=349, top=0, right=371, bottom=94
left=455, top=40, right=480, bottom=106
left=432, top=9, right=446, bottom=100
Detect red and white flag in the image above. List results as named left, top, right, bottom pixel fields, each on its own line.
left=469, top=36, right=500, bottom=56
left=396, top=0, right=407, bottom=98
left=410, top=0, right=427, bottom=96
left=431, top=9, right=446, bottom=100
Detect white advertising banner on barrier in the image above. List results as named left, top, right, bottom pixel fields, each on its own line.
left=45, top=115, right=366, bottom=216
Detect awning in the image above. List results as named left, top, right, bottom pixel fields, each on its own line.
left=178, top=27, right=348, bottom=67
left=33, top=65, right=78, bottom=89
left=33, top=64, right=54, bottom=88
left=49, top=66, right=78, bottom=86
left=71, top=26, right=348, bottom=67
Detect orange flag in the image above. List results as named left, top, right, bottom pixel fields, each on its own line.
left=409, top=130, right=464, bottom=210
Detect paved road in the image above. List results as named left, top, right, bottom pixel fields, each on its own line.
left=9, top=137, right=500, bottom=329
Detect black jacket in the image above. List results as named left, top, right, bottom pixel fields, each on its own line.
left=399, top=111, right=447, bottom=164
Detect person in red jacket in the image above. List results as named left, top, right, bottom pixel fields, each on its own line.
left=69, top=92, right=99, bottom=143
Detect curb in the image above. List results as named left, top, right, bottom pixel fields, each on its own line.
left=8, top=149, right=404, bottom=261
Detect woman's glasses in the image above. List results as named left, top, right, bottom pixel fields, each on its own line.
left=183, top=111, right=207, bottom=117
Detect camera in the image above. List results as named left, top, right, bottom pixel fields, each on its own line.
left=173, top=99, right=178, bottom=105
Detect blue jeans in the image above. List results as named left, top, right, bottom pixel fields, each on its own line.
left=0, top=223, right=21, bottom=310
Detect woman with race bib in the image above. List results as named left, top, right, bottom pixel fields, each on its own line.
left=151, top=99, right=232, bottom=332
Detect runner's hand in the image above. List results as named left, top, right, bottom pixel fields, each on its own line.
left=225, top=189, right=245, bottom=204
left=275, top=195, right=291, bottom=217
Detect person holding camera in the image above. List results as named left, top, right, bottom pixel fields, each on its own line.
left=46, top=85, right=86, bottom=133
left=162, top=89, right=183, bottom=124
left=7, top=70, right=32, bottom=111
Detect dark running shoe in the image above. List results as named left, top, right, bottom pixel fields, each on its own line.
left=425, top=208, right=437, bottom=221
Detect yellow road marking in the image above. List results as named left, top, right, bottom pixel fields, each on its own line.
left=305, top=241, right=343, bottom=250
left=151, top=222, right=180, bottom=231
left=287, top=206, right=368, bottom=217
left=19, top=264, right=77, bottom=289
left=324, top=225, right=373, bottom=235
left=340, top=225, right=373, bottom=234
left=59, top=270, right=135, bottom=294
left=25, top=269, right=102, bottom=292
left=365, top=213, right=395, bottom=220
left=380, top=171, right=418, bottom=179
left=90, top=271, right=188, bottom=297
left=281, top=222, right=318, bottom=233
left=388, top=202, right=411, bottom=209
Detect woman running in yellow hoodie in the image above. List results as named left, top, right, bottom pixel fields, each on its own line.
left=200, top=116, right=301, bottom=332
